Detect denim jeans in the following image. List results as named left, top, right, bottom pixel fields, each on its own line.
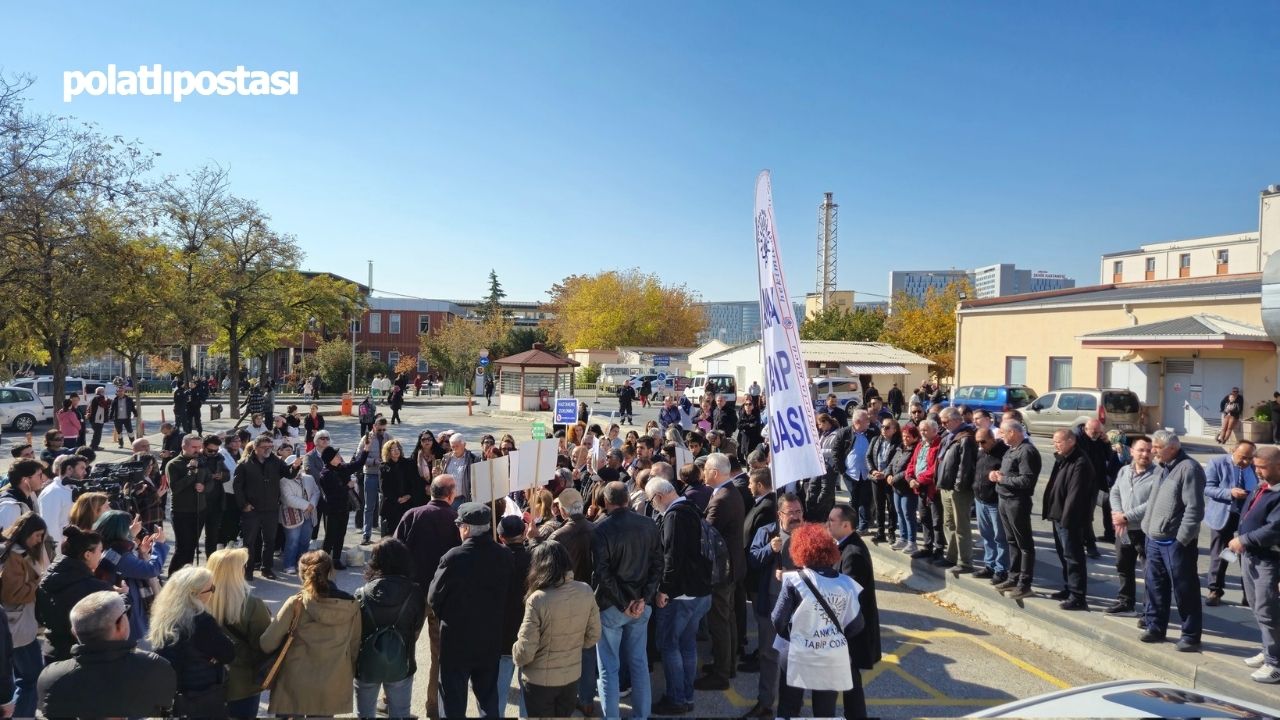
left=655, top=595, right=711, bottom=705
left=843, top=477, right=873, bottom=531
left=597, top=604, right=651, bottom=720
left=356, top=675, right=413, bottom=719
left=496, top=655, right=528, bottom=718
left=974, top=499, right=1009, bottom=574
left=281, top=518, right=313, bottom=571
left=894, top=492, right=918, bottom=544
left=11, top=641, right=42, bottom=718
left=363, top=473, right=381, bottom=539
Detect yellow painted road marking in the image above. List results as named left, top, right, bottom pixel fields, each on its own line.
left=961, top=635, right=1072, bottom=689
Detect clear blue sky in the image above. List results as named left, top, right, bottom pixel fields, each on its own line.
left=5, top=2, right=1279, bottom=303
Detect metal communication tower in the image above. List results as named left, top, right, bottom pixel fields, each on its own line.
left=816, top=192, right=838, bottom=311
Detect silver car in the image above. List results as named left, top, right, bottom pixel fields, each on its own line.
left=968, top=679, right=1278, bottom=718
left=1023, top=388, right=1142, bottom=435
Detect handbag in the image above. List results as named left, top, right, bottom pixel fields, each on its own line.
left=261, top=594, right=304, bottom=691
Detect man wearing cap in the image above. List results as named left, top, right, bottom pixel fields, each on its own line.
left=496, top=515, right=532, bottom=717
left=428, top=502, right=513, bottom=719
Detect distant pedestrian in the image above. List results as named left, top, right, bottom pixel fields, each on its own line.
left=388, top=383, right=404, bottom=424
left=484, top=376, right=495, bottom=406
left=1218, top=387, right=1244, bottom=444
left=617, top=383, right=635, bottom=426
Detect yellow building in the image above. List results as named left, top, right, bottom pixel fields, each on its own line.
left=954, top=273, right=1275, bottom=437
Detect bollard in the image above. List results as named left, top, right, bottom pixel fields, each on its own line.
left=467, top=394, right=473, bottom=416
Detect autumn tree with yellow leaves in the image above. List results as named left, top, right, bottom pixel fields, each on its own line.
left=880, top=279, right=970, bottom=380
left=542, top=270, right=707, bottom=349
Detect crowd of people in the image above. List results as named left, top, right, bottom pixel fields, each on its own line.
left=0, top=371, right=1275, bottom=718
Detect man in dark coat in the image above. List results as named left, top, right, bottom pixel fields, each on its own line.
left=37, top=591, right=176, bottom=719
left=232, top=434, right=302, bottom=580
left=1043, top=429, right=1096, bottom=610
left=1074, top=419, right=1112, bottom=553
left=428, top=502, right=513, bottom=719
left=887, top=383, right=906, bottom=418
left=394, top=475, right=460, bottom=720
left=827, top=503, right=882, bottom=719
left=697, top=453, right=746, bottom=691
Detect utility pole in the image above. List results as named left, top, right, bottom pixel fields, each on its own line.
left=816, top=192, right=838, bottom=312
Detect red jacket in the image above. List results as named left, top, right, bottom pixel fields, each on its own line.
left=905, top=439, right=941, bottom=500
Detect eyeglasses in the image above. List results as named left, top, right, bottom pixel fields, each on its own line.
left=779, top=509, right=804, bottom=517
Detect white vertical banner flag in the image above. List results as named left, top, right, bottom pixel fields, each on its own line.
left=755, top=171, right=825, bottom=489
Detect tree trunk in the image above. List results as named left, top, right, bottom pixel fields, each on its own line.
left=129, top=354, right=141, bottom=422
left=181, top=344, right=193, bottom=385
left=227, top=316, right=241, bottom=412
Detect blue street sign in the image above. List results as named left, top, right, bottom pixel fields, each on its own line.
left=554, top=398, right=578, bottom=424
left=657, top=372, right=668, bottom=381
left=479, top=356, right=490, bottom=366
left=653, top=356, right=671, bottom=367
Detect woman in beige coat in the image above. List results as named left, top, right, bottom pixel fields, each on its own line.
left=260, top=550, right=360, bottom=716
left=512, top=540, right=601, bottom=718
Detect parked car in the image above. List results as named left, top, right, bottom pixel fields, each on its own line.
left=9, top=376, right=90, bottom=413
left=685, top=374, right=738, bottom=404
left=810, top=376, right=864, bottom=412
left=1023, top=388, right=1142, bottom=435
left=942, top=384, right=1038, bottom=424
left=0, top=386, right=50, bottom=432
left=627, top=374, right=666, bottom=399
left=968, top=679, right=1278, bottom=718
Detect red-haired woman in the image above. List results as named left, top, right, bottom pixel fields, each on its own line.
left=771, top=523, right=863, bottom=719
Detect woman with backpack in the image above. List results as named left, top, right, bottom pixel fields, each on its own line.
left=1, top=512, right=49, bottom=717
left=260, top=551, right=361, bottom=717
left=205, top=547, right=272, bottom=719
left=353, top=538, right=425, bottom=719
left=358, top=396, right=377, bottom=438
left=149, top=566, right=236, bottom=718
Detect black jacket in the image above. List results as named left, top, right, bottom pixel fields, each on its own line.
left=713, top=405, right=738, bottom=436
left=743, top=493, right=777, bottom=549
left=106, top=395, right=136, bottom=421
left=37, top=556, right=116, bottom=662
left=168, top=453, right=219, bottom=514
left=736, top=407, right=763, bottom=455
left=1042, top=446, right=1096, bottom=527
left=379, top=458, right=418, bottom=524
left=318, top=453, right=367, bottom=513
left=837, top=532, right=882, bottom=670
left=973, top=440, right=1008, bottom=504
left=825, top=405, right=849, bottom=427
left=38, top=639, right=177, bottom=719
left=501, top=542, right=533, bottom=654
left=996, top=439, right=1041, bottom=499
left=155, top=611, right=235, bottom=692
left=428, top=534, right=513, bottom=669
left=233, top=452, right=300, bottom=513
left=657, top=499, right=712, bottom=599
left=886, top=441, right=917, bottom=495
left=355, top=575, right=427, bottom=679
left=865, top=433, right=903, bottom=477
left=1073, top=425, right=1110, bottom=493
left=591, top=507, right=664, bottom=611
left=395, top=499, right=461, bottom=588
left=937, top=425, right=978, bottom=493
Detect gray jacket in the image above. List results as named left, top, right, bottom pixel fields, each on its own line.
left=1140, top=449, right=1205, bottom=546
left=1109, top=463, right=1158, bottom=545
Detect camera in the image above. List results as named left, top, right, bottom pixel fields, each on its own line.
left=69, top=460, right=151, bottom=516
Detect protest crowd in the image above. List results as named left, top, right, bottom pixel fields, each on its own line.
left=0, top=371, right=1273, bottom=719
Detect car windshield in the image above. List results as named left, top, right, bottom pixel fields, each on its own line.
left=1006, top=388, right=1036, bottom=406
left=1104, top=392, right=1140, bottom=413
left=1101, top=688, right=1272, bottom=719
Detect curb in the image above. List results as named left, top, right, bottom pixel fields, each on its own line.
left=867, top=539, right=1275, bottom=708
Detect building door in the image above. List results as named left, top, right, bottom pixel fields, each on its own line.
left=1160, top=358, right=1244, bottom=435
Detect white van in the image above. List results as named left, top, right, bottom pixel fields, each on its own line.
left=685, top=374, right=738, bottom=404
left=9, top=376, right=96, bottom=413
left=811, top=376, right=863, bottom=412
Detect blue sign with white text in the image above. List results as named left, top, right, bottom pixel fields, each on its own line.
left=554, top=398, right=578, bottom=424
left=653, top=356, right=670, bottom=367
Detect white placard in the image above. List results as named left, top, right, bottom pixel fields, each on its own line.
left=755, top=171, right=825, bottom=489
left=515, top=439, right=559, bottom=490
left=674, top=445, right=694, bottom=469
left=469, top=458, right=509, bottom=504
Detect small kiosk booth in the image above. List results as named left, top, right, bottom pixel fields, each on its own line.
left=493, top=343, right=580, bottom=413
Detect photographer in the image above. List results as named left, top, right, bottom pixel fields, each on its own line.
left=167, top=435, right=214, bottom=575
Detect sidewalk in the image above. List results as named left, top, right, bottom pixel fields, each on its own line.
left=863, top=503, right=1272, bottom=707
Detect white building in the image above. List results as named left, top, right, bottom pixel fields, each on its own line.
left=1099, top=232, right=1261, bottom=285
left=701, top=340, right=934, bottom=396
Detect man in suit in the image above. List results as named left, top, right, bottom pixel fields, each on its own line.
left=827, top=504, right=882, bottom=719
left=1204, top=440, right=1258, bottom=606
left=427, top=502, right=513, bottom=719
left=696, top=453, right=746, bottom=691
left=739, top=467, right=777, bottom=673
left=744, top=492, right=804, bottom=718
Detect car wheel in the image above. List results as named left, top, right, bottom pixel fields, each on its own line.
left=845, top=399, right=860, bottom=410
left=11, top=414, right=35, bottom=432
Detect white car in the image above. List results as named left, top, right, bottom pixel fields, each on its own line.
left=0, top=386, right=50, bottom=432
left=811, top=376, right=864, bottom=412
left=968, top=679, right=1279, bottom=718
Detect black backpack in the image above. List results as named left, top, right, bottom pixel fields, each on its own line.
left=357, top=597, right=412, bottom=683
left=699, top=517, right=732, bottom=587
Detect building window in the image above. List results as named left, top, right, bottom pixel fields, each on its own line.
left=389, top=314, right=401, bottom=334
left=1112, top=260, right=1123, bottom=283
left=350, top=319, right=361, bottom=333
left=369, top=313, right=381, bottom=334
left=1005, top=356, right=1027, bottom=386
left=369, top=351, right=381, bottom=362
left=1217, top=248, right=1229, bottom=275
left=1178, top=253, right=1191, bottom=278
left=418, top=315, right=431, bottom=334
left=417, top=357, right=430, bottom=373
left=388, top=351, right=400, bottom=368
left=1049, top=357, right=1073, bottom=391
left=1144, top=257, right=1156, bottom=281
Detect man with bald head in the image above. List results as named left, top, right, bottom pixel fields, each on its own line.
left=1230, top=445, right=1280, bottom=683
left=1075, top=418, right=1111, bottom=555
left=991, top=420, right=1041, bottom=599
